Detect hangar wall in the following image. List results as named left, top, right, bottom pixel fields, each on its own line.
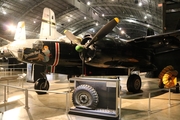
left=164, top=2, right=180, bottom=32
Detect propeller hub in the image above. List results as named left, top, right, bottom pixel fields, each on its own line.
left=79, top=47, right=96, bottom=63
left=75, top=45, right=84, bottom=52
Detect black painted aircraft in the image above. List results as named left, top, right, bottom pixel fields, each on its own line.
left=2, top=7, right=180, bottom=94
left=64, top=22, right=180, bottom=93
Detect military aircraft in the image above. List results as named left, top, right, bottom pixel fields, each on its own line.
left=1, top=7, right=180, bottom=95
left=0, top=8, right=81, bottom=94
left=0, top=8, right=127, bottom=94
left=64, top=25, right=180, bottom=93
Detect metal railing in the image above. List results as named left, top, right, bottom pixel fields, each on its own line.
left=0, top=68, right=26, bottom=76
left=0, top=68, right=27, bottom=92
left=0, top=68, right=71, bottom=119
left=0, top=84, right=71, bottom=114
left=0, top=71, right=179, bottom=120
left=118, top=83, right=180, bottom=120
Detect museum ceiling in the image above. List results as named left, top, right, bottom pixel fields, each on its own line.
left=0, top=0, right=180, bottom=46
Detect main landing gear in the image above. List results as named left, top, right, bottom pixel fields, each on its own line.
left=33, top=69, right=142, bottom=94
left=34, top=72, right=49, bottom=94
left=127, top=74, right=141, bottom=93
left=126, top=68, right=142, bottom=93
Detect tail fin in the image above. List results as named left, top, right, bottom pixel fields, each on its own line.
left=14, top=21, right=26, bottom=41
left=40, top=7, right=62, bottom=40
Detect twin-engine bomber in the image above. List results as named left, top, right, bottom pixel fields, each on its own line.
left=1, top=7, right=180, bottom=94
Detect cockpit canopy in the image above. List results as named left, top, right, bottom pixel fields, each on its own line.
left=33, top=40, right=44, bottom=49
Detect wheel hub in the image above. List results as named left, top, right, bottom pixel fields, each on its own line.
left=134, top=79, right=140, bottom=89
left=79, top=94, right=88, bottom=104
left=40, top=83, right=47, bottom=89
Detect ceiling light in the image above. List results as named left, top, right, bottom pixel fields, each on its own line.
left=68, top=19, right=71, bottom=22
left=3, top=11, right=6, bottom=15
left=7, top=24, right=16, bottom=32
left=87, top=1, right=91, bottom=5
left=138, top=2, right=142, bottom=6
left=84, top=16, right=86, bottom=19
left=144, top=16, right=147, bottom=19
left=121, top=30, right=125, bottom=34
left=102, top=14, right=104, bottom=17
left=33, top=21, right=36, bottom=23
left=1, top=8, right=6, bottom=15
left=96, top=22, right=98, bottom=26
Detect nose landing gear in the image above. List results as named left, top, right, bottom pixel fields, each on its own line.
left=34, top=72, right=49, bottom=94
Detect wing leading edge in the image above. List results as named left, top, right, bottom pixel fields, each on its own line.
left=128, top=30, right=180, bottom=55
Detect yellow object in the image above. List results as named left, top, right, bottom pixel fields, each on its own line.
left=114, top=17, right=120, bottom=23
left=162, top=72, right=177, bottom=88
left=64, top=30, right=67, bottom=34
left=158, top=65, right=174, bottom=79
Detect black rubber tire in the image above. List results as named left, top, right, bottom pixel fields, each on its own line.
left=127, top=74, right=141, bottom=93
left=34, top=78, right=49, bottom=94
left=72, top=84, right=99, bottom=110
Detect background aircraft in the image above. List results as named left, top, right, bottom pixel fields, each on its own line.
left=1, top=7, right=180, bottom=94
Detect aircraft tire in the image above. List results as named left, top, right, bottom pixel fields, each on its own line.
left=72, top=84, right=99, bottom=110
left=34, top=78, right=49, bottom=94
left=127, top=74, right=141, bottom=93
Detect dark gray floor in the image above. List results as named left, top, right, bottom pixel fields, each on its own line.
left=0, top=73, right=180, bottom=120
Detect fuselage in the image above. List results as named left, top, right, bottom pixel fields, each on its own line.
left=7, top=39, right=81, bottom=66
left=7, top=37, right=153, bottom=72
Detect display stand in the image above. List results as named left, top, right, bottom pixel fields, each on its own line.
left=69, top=77, right=120, bottom=119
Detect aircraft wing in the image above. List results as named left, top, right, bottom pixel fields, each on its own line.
left=0, top=37, right=13, bottom=58
left=128, top=30, right=180, bottom=54
left=0, top=36, right=11, bottom=44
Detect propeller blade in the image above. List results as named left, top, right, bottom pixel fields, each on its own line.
left=86, top=17, right=120, bottom=48
left=64, top=30, right=81, bottom=44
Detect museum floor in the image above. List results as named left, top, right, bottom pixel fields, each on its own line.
left=0, top=72, right=180, bottom=120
